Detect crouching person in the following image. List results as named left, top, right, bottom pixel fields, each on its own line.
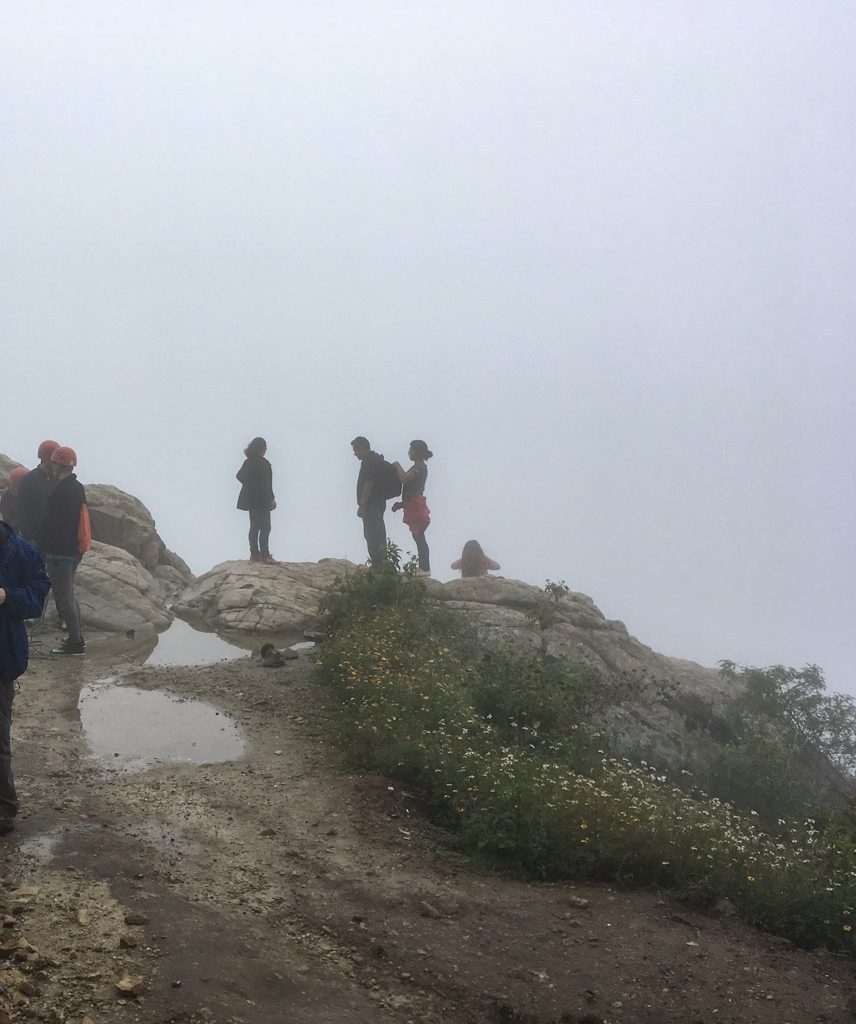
left=0, top=521, right=51, bottom=835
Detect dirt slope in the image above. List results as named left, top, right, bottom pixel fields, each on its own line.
left=1, top=633, right=854, bottom=1024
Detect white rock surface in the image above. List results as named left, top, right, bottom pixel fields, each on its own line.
left=173, top=558, right=357, bottom=633
left=76, top=541, right=172, bottom=633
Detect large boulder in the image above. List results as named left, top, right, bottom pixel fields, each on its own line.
left=173, top=558, right=357, bottom=634
left=85, top=484, right=194, bottom=588
left=77, top=541, right=172, bottom=633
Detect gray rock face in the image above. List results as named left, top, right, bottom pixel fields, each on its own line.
left=85, top=484, right=194, bottom=586
left=173, top=558, right=358, bottom=634
left=427, top=576, right=736, bottom=765
left=77, top=541, right=172, bottom=633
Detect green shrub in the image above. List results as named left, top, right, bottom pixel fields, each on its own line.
left=315, top=564, right=856, bottom=954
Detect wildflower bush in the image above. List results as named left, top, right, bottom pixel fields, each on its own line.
left=315, top=557, right=856, bottom=954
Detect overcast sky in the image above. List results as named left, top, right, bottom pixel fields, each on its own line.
left=3, top=2, right=854, bottom=692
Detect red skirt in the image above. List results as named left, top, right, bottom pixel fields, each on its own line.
left=401, top=495, right=430, bottom=535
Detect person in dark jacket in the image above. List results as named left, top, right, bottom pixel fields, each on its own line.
left=0, top=466, right=28, bottom=532
left=17, top=439, right=59, bottom=545
left=352, top=436, right=389, bottom=567
left=236, top=437, right=278, bottom=565
left=36, top=446, right=87, bottom=656
left=0, top=521, right=51, bottom=834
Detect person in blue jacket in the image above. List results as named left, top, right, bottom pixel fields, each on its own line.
left=0, top=520, right=51, bottom=835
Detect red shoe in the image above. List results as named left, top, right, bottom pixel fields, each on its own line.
left=259, top=555, right=280, bottom=565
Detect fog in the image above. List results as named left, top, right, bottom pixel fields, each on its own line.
left=3, top=3, right=854, bottom=692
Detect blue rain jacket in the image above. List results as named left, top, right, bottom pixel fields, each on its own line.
left=0, top=522, right=50, bottom=683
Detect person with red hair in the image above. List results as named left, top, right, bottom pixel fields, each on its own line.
left=37, top=446, right=87, bottom=656
left=17, top=440, right=59, bottom=546
left=0, top=467, right=28, bottom=533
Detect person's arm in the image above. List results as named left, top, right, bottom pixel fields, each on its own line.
left=236, top=460, right=248, bottom=483
left=358, top=479, right=374, bottom=506
left=485, top=557, right=501, bottom=571
left=450, top=558, right=462, bottom=570
left=391, top=461, right=418, bottom=483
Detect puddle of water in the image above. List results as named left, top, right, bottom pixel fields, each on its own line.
left=79, top=680, right=245, bottom=772
left=145, top=617, right=248, bottom=667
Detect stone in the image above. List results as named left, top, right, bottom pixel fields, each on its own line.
left=77, top=542, right=172, bottom=633
left=115, top=974, right=144, bottom=996
left=123, top=911, right=150, bottom=926
left=119, top=934, right=138, bottom=949
left=84, top=482, right=194, bottom=585
left=173, top=558, right=358, bottom=634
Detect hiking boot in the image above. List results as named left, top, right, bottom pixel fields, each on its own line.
left=0, top=817, right=15, bottom=836
left=53, top=638, right=86, bottom=656
left=259, top=555, right=280, bottom=565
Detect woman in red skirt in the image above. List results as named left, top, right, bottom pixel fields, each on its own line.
left=392, top=440, right=432, bottom=576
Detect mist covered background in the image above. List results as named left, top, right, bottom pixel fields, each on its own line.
left=3, top=2, right=854, bottom=691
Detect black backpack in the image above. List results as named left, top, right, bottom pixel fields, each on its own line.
left=378, top=459, right=402, bottom=500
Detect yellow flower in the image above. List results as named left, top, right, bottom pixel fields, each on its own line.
left=661, top=860, right=670, bottom=866
left=746, top=875, right=755, bottom=882
left=844, top=924, right=853, bottom=933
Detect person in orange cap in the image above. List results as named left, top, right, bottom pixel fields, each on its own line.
left=0, top=467, right=28, bottom=533
left=36, top=447, right=87, bottom=656
left=17, top=440, right=60, bottom=546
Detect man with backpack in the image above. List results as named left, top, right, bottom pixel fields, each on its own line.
left=0, top=519, right=50, bottom=834
left=36, top=446, right=87, bottom=656
left=351, top=436, right=400, bottom=568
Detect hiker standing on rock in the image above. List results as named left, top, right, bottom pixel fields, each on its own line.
left=0, top=519, right=51, bottom=835
left=36, top=446, right=87, bottom=656
left=17, top=439, right=59, bottom=545
left=236, top=437, right=279, bottom=565
left=352, top=436, right=397, bottom=568
left=391, top=440, right=432, bottom=576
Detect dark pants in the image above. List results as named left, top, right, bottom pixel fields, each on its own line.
left=0, top=681, right=17, bottom=818
left=248, top=509, right=271, bottom=556
left=413, top=528, right=430, bottom=572
left=362, top=501, right=387, bottom=566
left=46, top=556, right=82, bottom=643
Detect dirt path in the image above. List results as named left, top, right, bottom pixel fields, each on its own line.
left=1, top=632, right=854, bottom=1024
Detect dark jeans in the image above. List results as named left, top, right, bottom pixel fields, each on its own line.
left=46, top=556, right=82, bottom=643
left=0, top=681, right=17, bottom=818
left=248, top=509, right=271, bottom=556
left=413, top=528, right=430, bottom=572
left=362, top=501, right=387, bottom=566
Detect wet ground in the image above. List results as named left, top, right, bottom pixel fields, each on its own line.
left=2, top=625, right=856, bottom=1024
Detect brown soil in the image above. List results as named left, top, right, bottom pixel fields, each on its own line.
left=2, top=630, right=855, bottom=1024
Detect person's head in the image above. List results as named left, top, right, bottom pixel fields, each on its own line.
left=245, top=437, right=267, bottom=458
left=37, top=439, right=60, bottom=469
left=351, top=436, right=371, bottom=461
left=408, top=440, right=433, bottom=462
left=460, top=539, right=486, bottom=578
left=8, top=466, right=27, bottom=492
left=50, top=445, right=77, bottom=479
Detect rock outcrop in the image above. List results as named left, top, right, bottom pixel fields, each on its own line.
left=77, top=541, right=173, bottom=633
left=173, top=558, right=357, bottom=634
left=85, top=484, right=194, bottom=591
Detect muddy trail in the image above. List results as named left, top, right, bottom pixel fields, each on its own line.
left=1, top=623, right=854, bottom=1024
